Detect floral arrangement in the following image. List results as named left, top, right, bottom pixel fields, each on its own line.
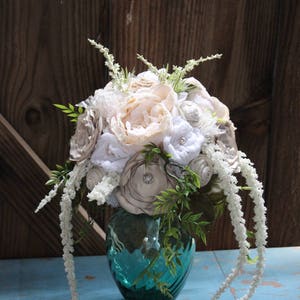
left=36, top=39, right=267, bottom=300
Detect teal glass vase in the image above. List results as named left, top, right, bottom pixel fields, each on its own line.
left=106, top=208, right=195, bottom=300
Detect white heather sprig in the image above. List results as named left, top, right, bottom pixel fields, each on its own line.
left=238, top=151, right=267, bottom=300
left=203, top=143, right=250, bottom=300
left=137, top=53, right=223, bottom=87
left=35, top=182, right=62, bottom=213
left=87, top=172, right=120, bottom=206
left=179, top=54, right=223, bottom=77
left=136, top=54, right=160, bottom=76
left=88, top=39, right=122, bottom=85
left=59, top=161, right=89, bottom=300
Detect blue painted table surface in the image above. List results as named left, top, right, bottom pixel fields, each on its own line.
left=0, top=247, right=299, bottom=300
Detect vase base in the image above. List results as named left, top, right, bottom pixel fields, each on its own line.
left=117, top=283, right=177, bottom=300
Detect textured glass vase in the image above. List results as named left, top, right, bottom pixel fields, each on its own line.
left=106, top=208, right=195, bottom=300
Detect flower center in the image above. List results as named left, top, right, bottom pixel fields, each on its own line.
left=178, top=136, right=186, bottom=145
left=143, top=173, right=154, bottom=184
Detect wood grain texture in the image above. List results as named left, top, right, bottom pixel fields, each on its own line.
left=0, top=114, right=105, bottom=258
left=0, top=1, right=108, bottom=258
left=266, top=1, right=300, bottom=246
left=0, top=0, right=109, bottom=167
left=0, top=196, right=55, bottom=258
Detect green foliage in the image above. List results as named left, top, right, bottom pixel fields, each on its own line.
left=245, top=230, right=259, bottom=264
left=247, top=230, right=255, bottom=240
left=140, top=144, right=212, bottom=297
left=181, top=212, right=210, bottom=245
left=45, top=161, right=73, bottom=186
left=142, top=143, right=172, bottom=165
left=74, top=218, right=94, bottom=245
left=53, top=103, right=84, bottom=123
left=119, top=67, right=135, bottom=89
left=247, top=254, right=258, bottom=264
left=167, top=66, right=195, bottom=93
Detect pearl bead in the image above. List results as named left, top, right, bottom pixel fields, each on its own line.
left=143, top=173, right=154, bottom=184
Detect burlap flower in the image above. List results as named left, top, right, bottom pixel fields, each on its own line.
left=115, top=153, right=174, bottom=215
left=69, top=108, right=102, bottom=162
left=86, top=166, right=105, bottom=191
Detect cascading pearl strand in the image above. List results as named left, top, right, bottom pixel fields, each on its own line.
left=203, top=144, right=250, bottom=300
left=238, top=151, right=267, bottom=299
left=59, top=161, right=90, bottom=300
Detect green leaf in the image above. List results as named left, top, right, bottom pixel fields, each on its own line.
left=199, top=231, right=207, bottom=245
left=53, top=103, right=68, bottom=110
left=53, top=102, right=85, bottom=123
left=247, top=230, right=255, bottom=239
left=247, top=254, right=258, bottom=264
left=46, top=161, right=73, bottom=186
left=55, top=164, right=64, bottom=171
left=62, top=109, right=72, bottom=113
left=67, top=113, right=80, bottom=117
left=45, top=179, right=55, bottom=186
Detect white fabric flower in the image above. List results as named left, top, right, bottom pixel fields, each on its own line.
left=90, top=132, right=138, bottom=173
left=163, top=116, right=205, bottom=165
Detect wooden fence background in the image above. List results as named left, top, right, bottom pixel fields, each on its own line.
left=0, top=0, right=299, bottom=258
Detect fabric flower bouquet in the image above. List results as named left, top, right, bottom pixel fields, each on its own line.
left=36, top=39, right=267, bottom=300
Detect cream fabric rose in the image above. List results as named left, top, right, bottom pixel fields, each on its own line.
left=179, top=100, right=220, bottom=137
left=69, top=108, right=102, bottom=162
left=128, top=71, right=159, bottom=91
left=163, top=116, right=205, bottom=165
left=217, top=121, right=240, bottom=172
left=93, top=87, right=125, bottom=121
left=210, top=97, right=230, bottom=122
left=115, top=153, right=174, bottom=215
left=90, top=132, right=138, bottom=173
left=184, top=77, right=230, bottom=123
left=189, top=155, right=213, bottom=187
left=179, top=101, right=202, bottom=126
left=110, top=84, right=177, bottom=145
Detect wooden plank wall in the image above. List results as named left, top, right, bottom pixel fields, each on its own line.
left=0, top=0, right=299, bottom=258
